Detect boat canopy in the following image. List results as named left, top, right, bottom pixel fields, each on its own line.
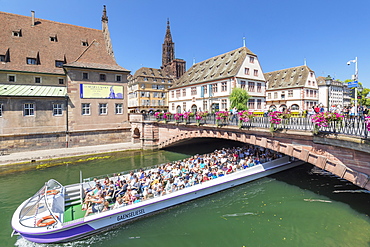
left=18, top=179, right=64, bottom=228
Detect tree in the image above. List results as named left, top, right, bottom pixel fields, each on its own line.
left=229, top=88, right=250, bottom=111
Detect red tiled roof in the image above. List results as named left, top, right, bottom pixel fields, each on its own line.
left=0, top=11, right=128, bottom=74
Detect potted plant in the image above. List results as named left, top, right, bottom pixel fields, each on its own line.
left=215, top=111, right=229, bottom=127
left=238, top=110, right=254, bottom=128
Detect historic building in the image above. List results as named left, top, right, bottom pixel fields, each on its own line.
left=168, top=46, right=266, bottom=113
left=0, top=6, right=131, bottom=151
left=128, top=20, right=185, bottom=113
left=264, top=65, right=319, bottom=112
left=317, top=76, right=351, bottom=109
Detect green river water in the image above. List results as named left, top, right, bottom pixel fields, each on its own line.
left=1, top=139, right=370, bottom=247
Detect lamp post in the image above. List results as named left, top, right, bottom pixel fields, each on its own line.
left=325, top=75, right=332, bottom=112
left=347, top=57, right=358, bottom=115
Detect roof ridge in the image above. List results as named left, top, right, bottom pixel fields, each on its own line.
left=0, top=11, right=101, bottom=32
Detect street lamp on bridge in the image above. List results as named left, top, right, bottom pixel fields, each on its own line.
left=325, top=75, right=333, bottom=111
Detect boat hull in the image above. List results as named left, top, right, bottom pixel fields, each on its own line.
left=12, top=157, right=304, bottom=244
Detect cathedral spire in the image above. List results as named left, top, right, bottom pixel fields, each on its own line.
left=101, top=5, right=115, bottom=60
left=162, top=18, right=174, bottom=68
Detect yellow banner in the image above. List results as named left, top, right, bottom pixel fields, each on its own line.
left=80, top=84, right=123, bottom=99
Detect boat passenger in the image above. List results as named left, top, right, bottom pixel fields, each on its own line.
left=85, top=193, right=105, bottom=217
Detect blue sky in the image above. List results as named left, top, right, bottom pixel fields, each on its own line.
left=2, top=0, right=370, bottom=89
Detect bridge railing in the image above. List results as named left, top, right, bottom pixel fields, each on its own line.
left=143, top=114, right=369, bottom=139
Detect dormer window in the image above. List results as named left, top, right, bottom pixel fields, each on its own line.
left=12, top=30, right=22, bottom=37
left=55, top=60, right=64, bottom=67
left=0, top=55, right=5, bottom=62
left=50, top=36, right=58, bottom=42
left=27, top=57, right=37, bottom=65
left=81, top=40, right=89, bottom=46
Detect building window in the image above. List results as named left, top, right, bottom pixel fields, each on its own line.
left=221, top=99, right=227, bottom=109
left=281, top=92, right=285, bottom=99
left=203, top=100, right=208, bottom=111
left=267, top=93, right=271, bottom=99
left=144, top=77, right=148, bottom=81
left=24, top=103, right=34, bottom=116
left=0, top=103, right=3, bottom=117
left=8, top=75, right=15, bottom=82
left=257, top=99, right=262, bottom=109
left=203, top=85, right=208, bottom=94
left=27, top=58, right=37, bottom=65
left=172, top=103, right=175, bottom=111
left=191, top=87, right=197, bottom=95
left=254, top=69, right=258, bottom=77
left=171, top=91, right=174, bottom=98
left=55, top=60, right=64, bottom=67
left=182, top=88, right=186, bottom=97
left=249, top=56, right=254, bottom=63
left=81, top=40, right=89, bottom=46
left=99, top=74, right=106, bottom=81
left=248, top=81, right=255, bottom=92
left=245, top=68, right=250, bottom=75
left=212, top=83, right=218, bottom=93
left=176, top=90, right=180, bottom=98
left=82, top=103, right=90, bottom=115
left=183, top=102, right=186, bottom=111
left=221, top=82, right=227, bottom=92
left=312, top=81, right=315, bottom=86
left=53, top=103, right=63, bottom=116
left=248, top=99, right=255, bottom=109
left=34, top=77, right=41, bottom=83
left=116, top=75, right=122, bottom=82
left=141, top=84, right=145, bottom=89
left=257, top=83, right=261, bottom=93
left=240, top=80, right=246, bottom=89
left=274, top=92, right=278, bottom=99
left=82, top=72, right=89, bottom=80
left=59, top=78, right=64, bottom=84
left=0, top=55, right=5, bottom=62
left=115, top=103, right=123, bottom=114
left=288, top=90, right=293, bottom=97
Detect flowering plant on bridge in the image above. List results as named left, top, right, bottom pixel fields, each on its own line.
left=174, top=113, right=182, bottom=123
left=163, top=112, right=172, bottom=122
left=195, top=111, right=209, bottom=126
left=182, top=112, right=194, bottom=123
left=215, top=111, right=229, bottom=127
left=238, top=111, right=254, bottom=128
left=311, top=112, right=344, bottom=134
left=364, top=116, right=370, bottom=131
left=154, top=112, right=163, bottom=122
left=268, top=111, right=283, bottom=133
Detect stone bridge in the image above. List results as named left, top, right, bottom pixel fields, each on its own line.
left=129, top=114, right=370, bottom=191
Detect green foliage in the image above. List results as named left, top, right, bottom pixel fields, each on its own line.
left=229, top=88, right=250, bottom=111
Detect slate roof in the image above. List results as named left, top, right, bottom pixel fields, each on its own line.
left=264, top=65, right=313, bottom=90
left=0, top=11, right=128, bottom=74
left=0, top=84, right=66, bottom=97
left=172, top=47, right=256, bottom=88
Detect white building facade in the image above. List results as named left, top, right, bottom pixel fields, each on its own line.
left=168, top=47, right=266, bottom=113
left=265, top=65, right=319, bottom=112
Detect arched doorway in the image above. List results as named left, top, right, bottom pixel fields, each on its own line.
left=291, top=104, right=299, bottom=110
left=176, top=105, right=181, bottom=113
left=191, top=104, right=197, bottom=114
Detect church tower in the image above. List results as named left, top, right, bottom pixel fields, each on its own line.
left=162, top=19, right=174, bottom=67
left=161, top=19, right=186, bottom=79
left=101, top=5, right=115, bottom=60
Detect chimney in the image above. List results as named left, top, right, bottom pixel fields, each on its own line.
left=31, top=11, right=35, bottom=27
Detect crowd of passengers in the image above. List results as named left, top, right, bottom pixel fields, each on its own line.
left=83, top=145, right=284, bottom=216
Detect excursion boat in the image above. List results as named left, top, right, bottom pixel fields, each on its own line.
left=11, top=155, right=304, bottom=244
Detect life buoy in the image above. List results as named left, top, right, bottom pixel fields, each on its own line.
left=46, top=190, right=59, bottom=195
left=36, top=215, right=58, bottom=227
